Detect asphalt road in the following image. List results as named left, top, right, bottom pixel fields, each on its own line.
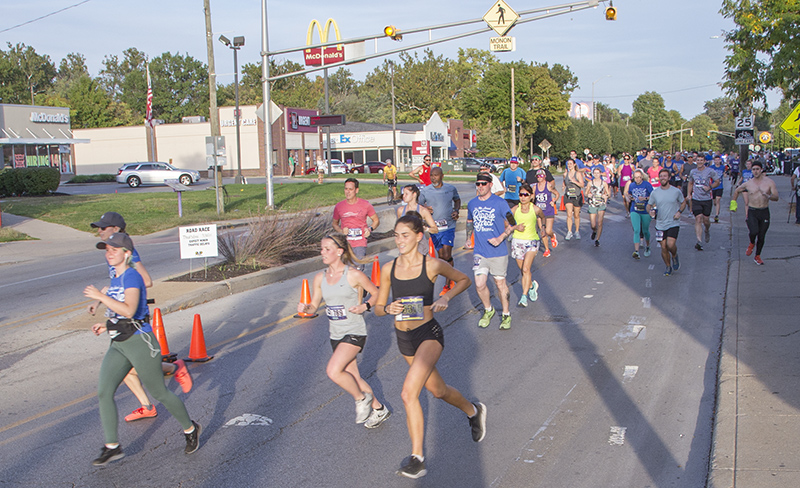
left=0, top=193, right=729, bottom=487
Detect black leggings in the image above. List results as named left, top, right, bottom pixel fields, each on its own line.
left=746, top=207, right=770, bottom=256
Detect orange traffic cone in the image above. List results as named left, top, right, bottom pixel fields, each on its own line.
left=294, top=279, right=319, bottom=319
left=370, top=256, right=381, bottom=286
left=559, top=196, right=566, bottom=211
left=185, top=314, right=213, bottom=363
left=152, top=308, right=177, bottom=362
left=428, top=236, right=436, bottom=257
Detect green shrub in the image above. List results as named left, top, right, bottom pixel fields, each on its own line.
left=67, top=174, right=116, bottom=183
left=0, top=167, right=60, bottom=196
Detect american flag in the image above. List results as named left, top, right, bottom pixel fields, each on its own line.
left=145, top=64, right=153, bottom=127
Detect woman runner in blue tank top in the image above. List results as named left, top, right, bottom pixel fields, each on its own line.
left=375, top=213, right=484, bottom=479
left=297, top=233, right=391, bottom=429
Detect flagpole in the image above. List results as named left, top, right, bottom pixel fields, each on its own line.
left=146, top=63, right=156, bottom=161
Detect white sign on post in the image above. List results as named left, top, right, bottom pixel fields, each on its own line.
left=179, top=224, right=219, bottom=259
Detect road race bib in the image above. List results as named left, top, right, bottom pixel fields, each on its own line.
left=472, top=255, right=482, bottom=271
left=346, top=228, right=363, bottom=241
left=325, top=305, right=347, bottom=321
left=508, top=184, right=517, bottom=193
left=536, top=201, right=548, bottom=210
left=566, top=185, right=579, bottom=198
left=397, top=296, right=424, bottom=321
left=656, top=230, right=664, bottom=242
left=435, top=219, right=448, bottom=230
left=634, top=201, right=647, bottom=212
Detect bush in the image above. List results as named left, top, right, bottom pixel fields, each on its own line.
left=0, top=167, right=61, bottom=196
left=67, top=174, right=116, bottom=183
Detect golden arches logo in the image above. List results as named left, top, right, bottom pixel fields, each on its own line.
left=304, top=18, right=344, bottom=66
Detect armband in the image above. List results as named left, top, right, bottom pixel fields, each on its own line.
left=505, top=212, right=517, bottom=226
left=364, top=302, right=371, bottom=312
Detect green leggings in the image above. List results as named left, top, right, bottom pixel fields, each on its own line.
left=630, top=212, right=652, bottom=244
left=98, top=332, right=192, bottom=444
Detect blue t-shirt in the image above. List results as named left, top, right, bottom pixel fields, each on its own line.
left=500, top=167, right=526, bottom=200
left=586, top=164, right=606, bottom=181
left=710, top=164, right=725, bottom=190
left=467, top=194, right=512, bottom=258
left=628, top=180, right=654, bottom=214
left=106, top=267, right=151, bottom=333
left=730, top=159, right=740, bottom=172
left=419, top=183, right=460, bottom=231
left=741, top=169, right=753, bottom=182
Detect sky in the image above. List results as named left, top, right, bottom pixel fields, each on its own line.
left=1, top=0, right=782, bottom=120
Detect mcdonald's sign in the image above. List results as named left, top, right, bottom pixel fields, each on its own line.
left=304, top=19, right=344, bottom=67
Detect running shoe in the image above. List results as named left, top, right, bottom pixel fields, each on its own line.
left=695, top=242, right=703, bottom=251
left=591, top=230, right=597, bottom=240
left=714, top=216, right=719, bottom=223
left=355, top=391, right=374, bottom=424
left=92, top=445, right=124, bottom=466
left=124, top=405, right=157, bottom=422
left=478, top=308, right=495, bottom=328
left=439, top=280, right=452, bottom=297
left=529, top=280, right=539, bottom=302
left=574, top=230, right=581, bottom=240
left=745, top=243, right=754, bottom=256
left=397, top=456, right=427, bottom=479
left=517, top=295, right=528, bottom=308
left=754, top=255, right=764, bottom=265
left=365, top=406, right=391, bottom=429
left=173, top=359, right=192, bottom=393
left=705, top=226, right=711, bottom=243
left=542, top=249, right=551, bottom=257
left=644, top=247, right=651, bottom=257
left=632, top=251, right=640, bottom=260
left=595, top=240, right=600, bottom=247
left=469, top=402, right=487, bottom=442
left=672, top=255, right=680, bottom=271
left=499, top=314, right=512, bottom=330
left=565, top=231, right=573, bottom=241
left=184, top=421, right=202, bottom=454
left=551, top=235, right=558, bottom=248
left=664, top=267, right=673, bottom=277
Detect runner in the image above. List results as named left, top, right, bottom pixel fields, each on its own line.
left=647, top=168, right=687, bottom=276
left=479, top=162, right=505, bottom=197
left=709, top=155, right=726, bottom=223
left=740, top=159, right=754, bottom=219
left=624, top=169, right=654, bottom=259
left=586, top=167, right=610, bottom=247
left=510, top=183, right=545, bottom=307
left=500, top=156, right=526, bottom=207
left=646, top=156, right=662, bottom=188
left=468, top=172, right=517, bottom=330
left=396, top=184, right=438, bottom=234
left=84, top=233, right=200, bottom=466
left=419, top=166, right=461, bottom=295
left=332, top=178, right=380, bottom=271
left=680, top=152, right=698, bottom=198
left=791, top=164, right=800, bottom=224
left=374, top=213, right=484, bottom=479
left=606, top=155, right=620, bottom=198
left=409, top=155, right=433, bottom=186
left=729, top=154, right=740, bottom=186
left=619, top=155, right=635, bottom=217
left=562, top=159, right=585, bottom=240
left=685, top=156, right=718, bottom=251
left=532, top=169, right=559, bottom=257
left=383, top=158, right=398, bottom=202
left=732, top=161, right=779, bottom=265
left=296, top=234, right=391, bottom=428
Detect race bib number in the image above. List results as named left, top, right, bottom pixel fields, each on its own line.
left=536, top=201, right=547, bottom=210
left=622, top=176, right=631, bottom=182
left=346, top=228, right=363, bottom=241
left=508, top=184, right=517, bottom=193
left=655, top=230, right=664, bottom=242
left=634, top=201, right=647, bottom=212
left=435, top=219, right=448, bottom=230
left=472, top=255, right=482, bottom=271
left=326, top=305, right=347, bottom=321
left=397, top=296, right=424, bottom=321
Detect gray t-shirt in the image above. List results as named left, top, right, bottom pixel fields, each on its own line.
left=419, top=183, right=461, bottom=231
left=689, top=167, right=716, bottom=201
left=648, top=185, right=684, bottom=230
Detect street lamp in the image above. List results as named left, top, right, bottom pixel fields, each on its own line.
left=591, top=75, right=611, bottom=125
left=219, top=34, right=246, bottom=184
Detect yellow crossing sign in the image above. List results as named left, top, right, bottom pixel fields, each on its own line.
left=484, top=1, right=519, bottom=36
left=780, top=101, right=800, bottom=144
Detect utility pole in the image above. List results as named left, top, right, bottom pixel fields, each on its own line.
left=511, top=67, right=516, bottom=157
left=203, top=0, right=223, bottom=214
left=390, top=61, right=397, bottom=168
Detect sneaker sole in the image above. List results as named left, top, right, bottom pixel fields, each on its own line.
left=396, top=467, right=427, bottom=479
left=365, top=409, right=392, bottom=429
left=185, top=423, right=202, bottom=454
left=92, top=452, right=125, bottom=466
left=124, top=409, right=157, bottom=422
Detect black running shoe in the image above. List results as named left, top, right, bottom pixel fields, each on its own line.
left=92, top=445, right=124, bottom=466
left=396, top=455, right=427, bottom=479
left=591, top=230, right=597, bottom=240
left=469, top=402, right=487, bottom=442
left=184, top=421, right=202, bottom=454
left=695, top=242, right=703, bottom=251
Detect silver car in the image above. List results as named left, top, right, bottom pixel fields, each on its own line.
left=116, top=162, right=201, bottom=188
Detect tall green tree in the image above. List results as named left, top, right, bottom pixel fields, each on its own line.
left=2, top=43, right=56, bottom=105
left=149, top=52, right=208, bottom=122
left=630, top=91, right=671, bottom=150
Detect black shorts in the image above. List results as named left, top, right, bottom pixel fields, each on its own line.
left=712, top=188, right=723, bottom=199
left=330, top=334, right=367, bottom=353
left=387, top=179, right=397, bottom=187
left=662, top=226, right=680, bottom=240
left=395, top=318, right=444, bottom=356
left=692, top=199, right=712, bottom=216
left=564, top=194, right=583, bottom=207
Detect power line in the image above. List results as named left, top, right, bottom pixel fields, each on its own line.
left=0, top=0, right=92, bottom=35
left=580, top=83, right=723, bottom=100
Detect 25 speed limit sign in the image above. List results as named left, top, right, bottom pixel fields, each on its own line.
left=735, top=115, right=754, bottom=130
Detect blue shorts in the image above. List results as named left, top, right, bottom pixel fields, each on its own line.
left=431, top=228, right=455, bottom=250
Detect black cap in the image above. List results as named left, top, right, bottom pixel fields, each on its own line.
left=476, top=172, right=493, bottom=183
left=97, top=232, right=134, bottom=251
left=91, top=212, right=126, bottom=230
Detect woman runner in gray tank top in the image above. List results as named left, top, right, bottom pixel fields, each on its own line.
left=296, top=233, right=391, bottom=429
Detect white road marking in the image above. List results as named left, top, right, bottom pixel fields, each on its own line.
left=628, top=315, right=647, bottom=325
left=614, top=324, right=647, bottom=344
left=623, top=366, right=639, bottom=382
left=645, top=279, right=652, bottom=288
left=609, top=426, right=627, bottom=445
left=223, top=414, right=274, bottom=427
left=648, top=264, right=655, bottom=270
left=584, top=294, right=594, bottom=298
left=596, top=281, right=604, bottom=284
left=515, top=385, right=577, bottom=464
left=641, top=297, right=651, bottom=308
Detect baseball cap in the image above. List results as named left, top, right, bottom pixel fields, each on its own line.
left=479, top=161, right=492, bottom=169
left=509, top=156, right=520, bottom=164
left=91, top=212, right=126, bottom=230
left=476, top=172, right=493, bottom=183
left=96, top=232, right=134, bottom=251
left=531, top=155, right=541, bottom=161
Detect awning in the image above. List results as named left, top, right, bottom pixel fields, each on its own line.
left=0, top=138, right=90, bottom=144
left=449, top=140, right=457, bottom=151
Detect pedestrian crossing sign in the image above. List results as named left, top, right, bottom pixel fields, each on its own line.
left=779, top=101, right=800, bottom=144
left=484, top=1, right=519, bottom=36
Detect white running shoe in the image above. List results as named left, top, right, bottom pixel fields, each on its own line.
left=355, top=392, right=373, bottom=424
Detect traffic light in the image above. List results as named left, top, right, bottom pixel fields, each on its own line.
left=605, top=1, right=617, bottom=21
left=384, top=25, right=402, bottom=41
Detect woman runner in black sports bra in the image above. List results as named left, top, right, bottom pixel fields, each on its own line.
left=375, top=212, right=486, bottom=479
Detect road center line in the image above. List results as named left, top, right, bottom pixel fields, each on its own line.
left=0, top=263, right=105, bottom=289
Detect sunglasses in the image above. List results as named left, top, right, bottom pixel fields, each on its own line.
left=536, top=175, right=546, bottom=178
left=519, top=192, right=531, bottom=197
left=475, top=181, right=490, bottom=187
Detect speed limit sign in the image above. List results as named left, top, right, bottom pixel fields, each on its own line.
left=735, top=115, right=755, bottom=130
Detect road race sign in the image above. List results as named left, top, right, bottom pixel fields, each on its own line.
left=179, top=224, right=218, bottom=259
left=484, top=0, right=519, bottom=36
left=779, top=101, right=800, bottom=144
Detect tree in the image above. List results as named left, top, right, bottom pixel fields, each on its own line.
left=573, top=118, right=612, bottom=155
left=539, top=62, right=579, bottom=97
left=2, top=43, right=56, bottom=105
left=99, top=48, right=148, bottom=107
left=682, top=114, right=721, bottom=153
left=721, top=0, right=800, bottom=105
left=605, top=122, right=632, bottom=155
left=629, top=91, right=671, bottom=149
left=149, top=52, right=209, bottom=122
left=595, top=102, right=627, bottom=124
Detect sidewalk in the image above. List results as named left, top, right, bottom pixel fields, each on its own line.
left=708, top=175, right=800, bottom=487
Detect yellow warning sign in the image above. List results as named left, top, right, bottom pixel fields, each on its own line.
left=483, top=1, right=519, bottom=37
left=758, top=131, right=772, bottom=144
left=780, top=102, right=800, bottom=144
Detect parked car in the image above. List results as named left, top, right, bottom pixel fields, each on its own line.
left=116, top=162, right=201, bottom=188
left=350, top=161, right=386, bottom=174
left=458, top=158, right=497, bottom=173
left=304, top=159, right=348, bottom=175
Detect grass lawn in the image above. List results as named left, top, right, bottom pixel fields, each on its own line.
left=0, top=227, right=36, bottom=242
left=1, top=182, right=387, bottom=235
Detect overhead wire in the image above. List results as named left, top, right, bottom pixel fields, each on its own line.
left=0, top=0, right=92, bottom=35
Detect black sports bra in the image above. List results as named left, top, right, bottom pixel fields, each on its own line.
left=390, top=255, right=435, bottom=306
